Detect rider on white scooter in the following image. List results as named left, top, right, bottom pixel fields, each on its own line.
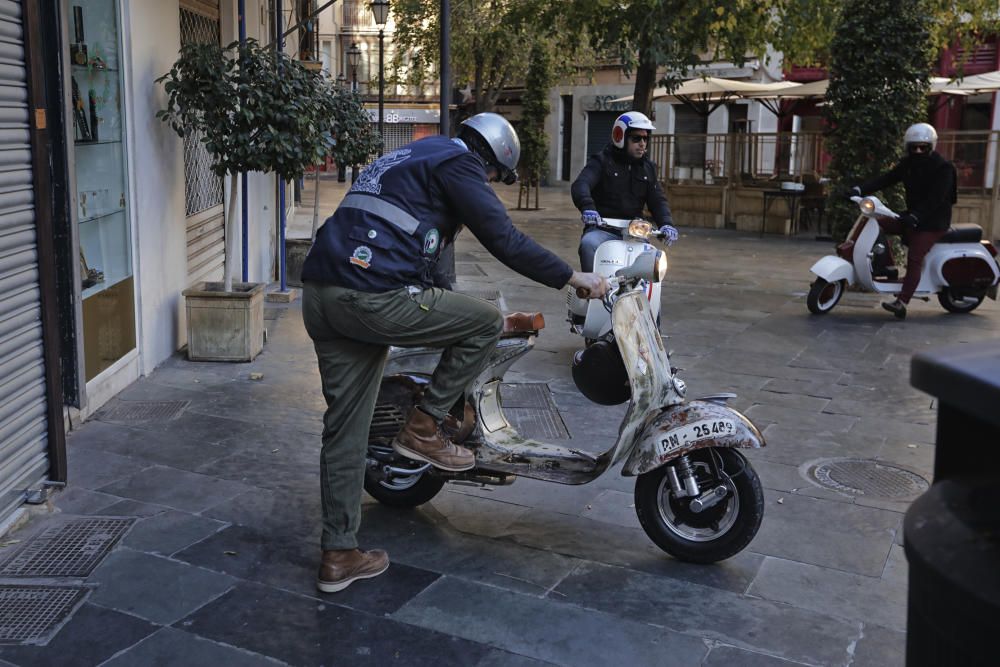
left=846, top=123, right=957, bottom=319
left=571, top=111, right=679, bottom=272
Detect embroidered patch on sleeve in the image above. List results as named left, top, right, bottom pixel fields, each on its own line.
left=349, top=246, right=373, bottom=269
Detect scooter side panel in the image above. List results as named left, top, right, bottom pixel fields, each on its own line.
left=810, top=255, right=855, bottom=285
left=923, top=244, right=1000, bottom=294
left=620, top=400, right=765, bottom=477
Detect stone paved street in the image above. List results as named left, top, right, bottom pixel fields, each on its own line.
left=0, top=181, right=997, bottom=666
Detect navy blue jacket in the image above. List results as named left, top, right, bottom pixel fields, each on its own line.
left=302, top=136, right=573, bottom=292
left=571, top=144, right=673, bottom=227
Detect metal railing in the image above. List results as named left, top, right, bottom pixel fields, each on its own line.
left=650, top=130, right=1000, bottom=194
left=342, top=0, right=376, bottom=30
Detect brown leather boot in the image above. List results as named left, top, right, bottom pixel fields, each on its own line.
left=392, top=407, right=475, bottom=471
left=442, top=403, right=477, bottom=444
left=317, top=548, right=389, bottom=593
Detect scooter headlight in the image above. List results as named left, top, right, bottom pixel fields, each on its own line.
left=616, top=249, right=666, bottom=283
left=860, top=197, right=876, bottom=215
left=627, top=219, right=653, bottom=239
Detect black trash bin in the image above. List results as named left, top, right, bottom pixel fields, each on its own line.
left=906, top=343, right=1000, bottom=667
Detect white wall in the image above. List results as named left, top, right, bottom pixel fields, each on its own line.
left=125, top=1, right=186, bottom=375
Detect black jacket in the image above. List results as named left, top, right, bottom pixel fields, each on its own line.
left=859, top=152, right=957, bottom=231
left=571, top=144, right=673, bottom=227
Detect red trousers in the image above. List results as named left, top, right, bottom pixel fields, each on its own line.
left=878, top=220, right=947, bottom=304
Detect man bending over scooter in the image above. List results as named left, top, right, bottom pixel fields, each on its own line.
left=300, top=113, right=608, bottom=594
left=571, top=112, right=679, bottom=272
left=848, top=123, right=957, bottom=319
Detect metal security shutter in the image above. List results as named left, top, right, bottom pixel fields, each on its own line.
left=586, top=111, right=617, bottom=159
left=380, top=123, right=413, bottom=155
left=180, top=1, right=225, bottom=285
left=0, top=0, right=49, bottom=521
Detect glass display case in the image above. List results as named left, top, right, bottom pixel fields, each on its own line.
left=65, top=0, right=135, bottom=381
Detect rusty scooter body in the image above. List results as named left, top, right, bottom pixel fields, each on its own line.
left=365, top=255, right=767, bottom=563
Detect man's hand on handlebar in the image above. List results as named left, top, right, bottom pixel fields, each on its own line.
left=581, top=210, right=602, bottom=226
left=658, top=224, right=678, bottom=246
left=568, top=271, right=610, bottom=299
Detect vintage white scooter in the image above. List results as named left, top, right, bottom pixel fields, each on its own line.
left=807, top=195, right=1000, bottom=314
left=567, top=218, right=665, bottom=341
left=364, top=251, right=766, bottom=564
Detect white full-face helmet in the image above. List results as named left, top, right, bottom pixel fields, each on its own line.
left=459, top=112, right=521, bottom=184
left=904, top=123, right=938, bottom=153
left=611, top=111, right=655, bottom=149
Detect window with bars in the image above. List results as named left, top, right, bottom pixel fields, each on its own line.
left=180, top=7, right=225, bottom=216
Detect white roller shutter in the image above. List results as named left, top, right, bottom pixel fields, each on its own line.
left=0, top=0, right=49, bottom=522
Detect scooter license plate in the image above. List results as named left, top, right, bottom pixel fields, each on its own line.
left=657, top=419, right=738, bottom=457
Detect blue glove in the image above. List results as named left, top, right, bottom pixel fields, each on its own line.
left=581, top=210, right=602, bottom=226
left=659, top=224, right=678, bottom=246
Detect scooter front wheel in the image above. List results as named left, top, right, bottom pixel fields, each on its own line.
left=363, top=456, right=445, bottom=507
left=806, top=278, right=845, bottom=314
left=634, top=448, right=764, bottom=564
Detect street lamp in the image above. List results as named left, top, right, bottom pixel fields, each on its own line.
left=369, top=0, right=390, bottom=155
left=336, top=72, right=347, bottom=89
left=347, top=42, right=361, bottom=93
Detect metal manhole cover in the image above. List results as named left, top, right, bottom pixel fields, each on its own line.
left=97, top=400, right=189, bottom=424
left=0, top=518, right=136, bottom=578
left=0, top=585, right=87, bottom=644
left=500, top=383, right=570, bottom=439
left=807, top=458, right=929, bottom=499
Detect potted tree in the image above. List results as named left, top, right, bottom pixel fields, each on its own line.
left=157, top=39, right=339, bottom=361
left=288, top=84, right=381, bottom=287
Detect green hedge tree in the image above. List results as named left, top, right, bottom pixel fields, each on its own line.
left=518, top=44, right=553, bottom=209
left=823, top=0, right=934, bottom=240
left=157, top=39, right=340, bottom=291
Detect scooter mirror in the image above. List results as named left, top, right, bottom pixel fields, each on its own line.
left=616, top=249, right=667, bottom=283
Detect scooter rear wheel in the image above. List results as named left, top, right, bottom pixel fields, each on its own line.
left=806, top=278, right=845, bottom=314
left=634, top=448, right=764, bottom=564
left=937, top=288, right=984, bottom=314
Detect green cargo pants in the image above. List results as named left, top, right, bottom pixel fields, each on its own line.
left=302, top=282, right=503, bottom=550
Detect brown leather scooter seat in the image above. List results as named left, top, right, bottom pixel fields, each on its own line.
left=939, top=224, right=983, bottom=243
left=502, top=312, right=545, bottom=336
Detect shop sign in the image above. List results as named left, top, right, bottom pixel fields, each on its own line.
left=582, top=95, right=632, bottom=112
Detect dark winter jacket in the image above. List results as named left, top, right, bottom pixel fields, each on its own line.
left=570, top=144, right=673, bottom=227
left=302, top=136, right=573, bottom=292
left=859, top=151, right=958, bottom=231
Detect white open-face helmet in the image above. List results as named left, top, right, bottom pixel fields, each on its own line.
left=611, top=111, right=655, bottom=149
left=459, top=112, right=521, bottom=184
left=904, top=123, right=938, bottom=152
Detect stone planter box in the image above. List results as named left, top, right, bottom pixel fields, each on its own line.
left=182, top=281, right=265, bottom=362
left=285, top=238, right=312, bottom=288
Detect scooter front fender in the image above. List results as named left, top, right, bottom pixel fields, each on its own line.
left=810, top=255, right=855, bottom=285
left=621, top=400, right=765, bottom=477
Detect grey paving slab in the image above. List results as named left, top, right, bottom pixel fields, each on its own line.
left=200, top=487, right=321, bottom=541
left=748, top=549, right=907, bottom=632
left=96, top=465, right=254, bottom=514
left=173, top=523, right=439, bottom=614
left=47, top=486, right=123, bottom=515
left=394, top=576, right=709, bottom=667
left=91, top=498, right=171, bottom=518
left=755, top=424, right=880, bottom=468
left=356, top=504, right=582, bottom=596
left=122, top=509, right=228, bottom=556
left=745, top=404, right=858, bottom=434
left=701, top=646, right=809, bottom=666
left=476, top=650, right=558, bottom=667
left=193, top=443, right=319, bottom=495
left=552, top=560, right=858, bottom=666
left=88, top=548, right=236, bottom=625
left=747, top=457, right=851, bottom=502
left=177, top=581, right=491, bottom=666
left=68, top=419, right=233, bottom=473
left=102, top=627, right=285, bottom=666
left=849, top=417, right=936, bottom=446
left=852, top=623, right=905, bottom=667
left=0, top=603, right=157, bottom=667
left=753, top=390, right=832, bottom=414
left=749, top=491, right=899, bottom=576
left=576, top=488, right=642, bottom=529
left=63, top=444, right=145, bottom=490
left=425, top=489, right=533, bottom=538
left=104, top=409, right=261, bottom=445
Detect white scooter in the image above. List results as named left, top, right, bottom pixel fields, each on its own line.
left=807, top=196, right=1000, bottom=315
left=567, top=218, right=665, bottom=340
left=365, top=251, right=766, bottom=564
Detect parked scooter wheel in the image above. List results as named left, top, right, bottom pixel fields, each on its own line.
left=634, top=448, right=764, bottom=563
left=937, top=288, right=984, bottom=314
left=806, top=278, right=845, bottom=314
left=363, top=464, right=444, bottom=507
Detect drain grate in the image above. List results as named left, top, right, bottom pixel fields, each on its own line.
left=500, top=383, right=570, bottom=439
left=0, top=585, right=87, bottom=644
left=807, top=458, right=929, bottom=499
left=0, top=518, right=136, bottom=578
left=97, top=400, right=189, bottom=424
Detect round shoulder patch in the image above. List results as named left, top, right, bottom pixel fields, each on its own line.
left=423, top=228, right=441, bottom=255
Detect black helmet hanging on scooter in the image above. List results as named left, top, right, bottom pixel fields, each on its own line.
left=571, top=341, right=631, bottom=405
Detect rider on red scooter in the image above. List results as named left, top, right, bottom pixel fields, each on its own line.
left=848, top=123, right=957, bottom=319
